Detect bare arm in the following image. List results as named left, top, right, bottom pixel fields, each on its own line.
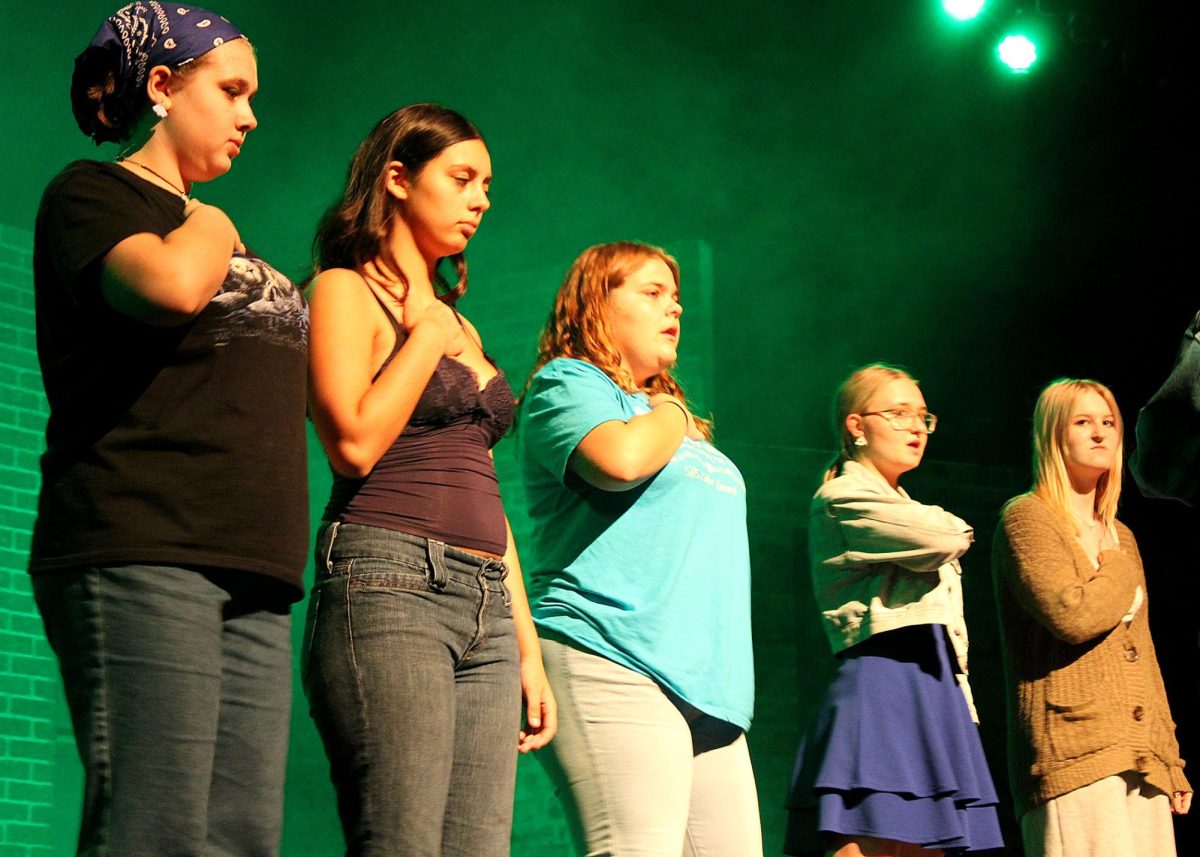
left=307, top=270, right=461, bottom=477
left=500, top=515, right=557, bottom=752
left=568, top=393, right=692, bottom=491
left=100, top=199, right=242, bottom=325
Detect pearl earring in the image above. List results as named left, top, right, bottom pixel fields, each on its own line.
left=853, top=436, right=868, bottom=448
left=152, top=103, right=169, bottom=119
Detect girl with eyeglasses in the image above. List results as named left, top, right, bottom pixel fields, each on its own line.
left=992, top=379, right=1190, bottom=856
left=785, top=364, right=1003, bottom=857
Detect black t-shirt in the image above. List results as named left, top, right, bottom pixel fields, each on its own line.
left=30, top=160, right=309, bottom=597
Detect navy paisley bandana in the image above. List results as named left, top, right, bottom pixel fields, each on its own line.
left=82, top=3, right=243, bottom=126
left=90, top=2, right=243, bottom=84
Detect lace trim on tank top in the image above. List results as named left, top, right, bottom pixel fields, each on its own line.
left=371, top=287, right=514, bottom=443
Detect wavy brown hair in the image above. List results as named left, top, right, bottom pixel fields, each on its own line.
left=312, top=103, right=482, bottom=302
left=530, top=241, right=710, bottom=437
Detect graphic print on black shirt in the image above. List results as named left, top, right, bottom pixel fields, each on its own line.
left=30, top=160, right=309, bottom=595
left=206, top=254, right=308, bottom=349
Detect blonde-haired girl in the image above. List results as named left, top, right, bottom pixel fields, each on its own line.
left=786, top=364, right=1002, bottom=857
left=993, top=379, right=1191, bottom=856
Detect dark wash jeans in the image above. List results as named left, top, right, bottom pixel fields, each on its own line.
left=302, top=521, right=522, bottom=857
left=33, top=564, right=293, bottom=857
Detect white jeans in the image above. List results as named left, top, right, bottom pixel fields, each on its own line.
left=536, top=636, right=763, bottom=857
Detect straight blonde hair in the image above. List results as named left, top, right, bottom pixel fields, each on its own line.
left=1029, top=378, right=1123, bottom=534
left=824, top=363, right=916, bottom=482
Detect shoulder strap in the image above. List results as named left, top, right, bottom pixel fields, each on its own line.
left=365, top=281, right=404, bottom=338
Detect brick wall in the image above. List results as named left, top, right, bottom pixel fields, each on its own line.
left=0, top=223, right=57, bottom=856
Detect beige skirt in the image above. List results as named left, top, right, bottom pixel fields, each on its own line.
left=1021, top=771, right=1176, bottom=857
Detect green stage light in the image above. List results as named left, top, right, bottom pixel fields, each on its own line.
left=942, top=0, right=986, bottom=22
left=997, top=33, right=1038, bottom=73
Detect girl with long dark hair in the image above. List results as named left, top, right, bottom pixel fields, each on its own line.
left=302, top=103, right=555, bottom=857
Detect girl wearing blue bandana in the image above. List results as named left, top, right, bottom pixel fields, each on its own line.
left=30, top=5, right=308, bottom=855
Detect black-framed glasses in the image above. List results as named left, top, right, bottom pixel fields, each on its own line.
left=860, top=409, right=938, bottom=433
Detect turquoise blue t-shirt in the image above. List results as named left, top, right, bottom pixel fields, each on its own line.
left=519, top=358, right=754, bottom=729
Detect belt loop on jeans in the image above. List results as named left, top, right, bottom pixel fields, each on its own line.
left=487, top=560, right=511, bottom=606
left=425, top=538, right=448, bottom=590
left=482, top=559, right=508, bottom=582
left=322, top=521, right=341, bottom=573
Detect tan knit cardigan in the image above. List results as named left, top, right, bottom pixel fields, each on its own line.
left=991, top=493, right=1191, bottom=815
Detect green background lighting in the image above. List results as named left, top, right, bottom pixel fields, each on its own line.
left=0, top=2, right=1193, bottom=855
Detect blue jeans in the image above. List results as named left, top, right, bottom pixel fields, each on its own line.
left=33, top=565, right=293, bottom=857
left=302, top=521, right=522, bottom=857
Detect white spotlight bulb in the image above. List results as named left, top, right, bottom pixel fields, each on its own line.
left=942, top=0, right=986, bottom=21
left=997, top=34, right=1038, bottom=72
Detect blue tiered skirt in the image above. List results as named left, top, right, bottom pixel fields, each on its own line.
left=785, top=624, right=1003, bottom=855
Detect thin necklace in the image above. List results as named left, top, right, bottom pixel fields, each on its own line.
left=119, top=157, right=190, bottom=203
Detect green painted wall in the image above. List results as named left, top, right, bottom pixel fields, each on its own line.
left=1, top=2, right=1193, bottom=854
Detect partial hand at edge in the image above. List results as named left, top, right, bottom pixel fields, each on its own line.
left=184, top=197, right=244, bottom=254
left=648, top=392, right=697, bottom=438
left=403, top=296, right=465, bottom=358
left=517, top=657, right=558, bottom=753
